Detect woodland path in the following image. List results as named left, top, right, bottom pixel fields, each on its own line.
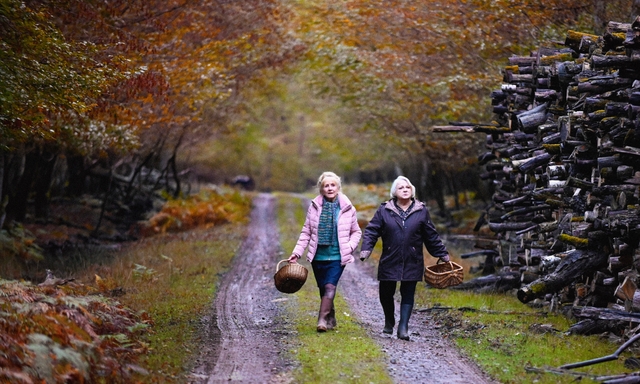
left=189, top=193, right=497, bottom=383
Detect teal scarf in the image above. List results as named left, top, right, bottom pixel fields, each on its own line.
left=317, top=198, right=339, bottom=245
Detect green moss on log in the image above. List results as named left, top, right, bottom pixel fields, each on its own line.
left=558, top=233, right=589, bottom=248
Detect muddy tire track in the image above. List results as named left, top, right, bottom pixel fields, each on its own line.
left=190, top=193, right=497, bottom=383
left=190, top=193, right=291, bottom=383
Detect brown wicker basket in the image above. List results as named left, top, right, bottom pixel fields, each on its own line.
left=424, top=260, right=464, bottom=289
left=274, top=260, right=308, bottom=294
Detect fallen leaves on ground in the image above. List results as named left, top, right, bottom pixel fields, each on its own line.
left=0, top=278, right=152, bottom=383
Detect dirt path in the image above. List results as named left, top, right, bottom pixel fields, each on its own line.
left=340, top=261, right=497, bottom=384
left=190, top=193, right=498, bottom=383
left=189, top=194, right=292, bottom=383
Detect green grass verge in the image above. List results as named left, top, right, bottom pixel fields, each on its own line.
left=77, top=223, right=247, bottom=382
left=415, top=288, right=635, bottom=384
left=274, top=192, right=393, bottom=383
left=135, top=227, right=245, bottom=380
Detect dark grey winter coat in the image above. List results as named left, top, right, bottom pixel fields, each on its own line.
left=360, top=199, right=449, bottom=281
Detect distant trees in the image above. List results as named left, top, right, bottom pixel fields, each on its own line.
left=2, top=0, right=637, bottom=231
left=0, top=0, right=299, bottom=230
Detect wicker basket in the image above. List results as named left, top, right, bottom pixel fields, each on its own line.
left=274, top=260, right=308, bottom=294
left=424, top=260, right=464, bottom=289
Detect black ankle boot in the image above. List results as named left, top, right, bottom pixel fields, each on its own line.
left=382, top=304, right=395, bottom=334
left=397, top=304, right=412, bottom=340
left=383, top=309, right=395, bottom=334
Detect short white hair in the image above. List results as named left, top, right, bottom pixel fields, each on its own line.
left=390, top=176, right=415, bottom=199
left=317, top=171, right=342, bottom=193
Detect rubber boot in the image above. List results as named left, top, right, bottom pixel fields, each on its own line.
left=382, top=300, right=395, bottom=334
left=317, top=297, right=333, bottom=332
left=327, top=302, right=337, bottom=330
left=322, top=284, right=337, bottom=330
left=397, top=304, right=413, bottom=340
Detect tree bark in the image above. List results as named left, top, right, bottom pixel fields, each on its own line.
left=489, top=221, right=536, bottom=232
left=450, top=271, right=521, bottom=293
left=34, top=150, right=57, bottom=218
left=66, top=154, right=86, bottom=197
left=517, top=250, right=609, bottom=303
left=5, top=151, right=38, bottom=223
left=577, top=77, right=634, bottom=93
left=0, top=153, right=5, bottom=229
left=516, top=153, right=552, bottom=173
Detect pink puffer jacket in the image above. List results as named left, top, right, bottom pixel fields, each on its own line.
left=292, top=193, right=362, bottom=266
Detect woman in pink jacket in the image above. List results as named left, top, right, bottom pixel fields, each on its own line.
left=288, top=171, right=362, bottom=332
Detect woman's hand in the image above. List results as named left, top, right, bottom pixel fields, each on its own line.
left=288, top=254, right=299, bottom=263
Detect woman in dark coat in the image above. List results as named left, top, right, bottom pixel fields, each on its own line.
left=359, top=176, right=450, bottom=340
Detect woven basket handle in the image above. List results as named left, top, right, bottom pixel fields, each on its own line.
left=436, top=259, right=454, bottom=269
left=276, top=259, right=289, bottom=273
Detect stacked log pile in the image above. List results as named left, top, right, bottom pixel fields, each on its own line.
left=435, top=17, right=640, bottom=332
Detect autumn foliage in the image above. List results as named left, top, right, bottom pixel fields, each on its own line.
left=0, top=0, right=299, bottom=231
left=1, top=0, right=634, bottom=229
left=0, top=279, right=151, bottom=383
left=134, top=189, right=251, bottom=237
left=1, top=0, right=639, bottom=380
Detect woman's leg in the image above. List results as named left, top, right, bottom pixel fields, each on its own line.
left=317, top=283, right=335, bottom=332
left=379, top=281, right=397, bottom=334
left=397, top=281, right=417, bottom=340
left=325, top=264, right=344, bottom=330
left=313, top=261, right=343, bottom=332
left=326, top=287, right=337, bottom=329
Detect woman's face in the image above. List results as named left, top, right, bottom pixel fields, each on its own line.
left=395, top=180, right=413, bottom=201
left=321, top=177, right=339, bottom=201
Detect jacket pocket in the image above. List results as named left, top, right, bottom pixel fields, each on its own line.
left=410, top=246, right=422, bottom=261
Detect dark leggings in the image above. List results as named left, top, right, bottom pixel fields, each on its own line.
left=379, top=280, right=418, bottom=306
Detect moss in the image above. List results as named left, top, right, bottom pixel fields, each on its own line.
left=557, top=233, right=589, bottom=248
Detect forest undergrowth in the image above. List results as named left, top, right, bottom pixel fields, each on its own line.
left=0, top=188, right=252, bottom=383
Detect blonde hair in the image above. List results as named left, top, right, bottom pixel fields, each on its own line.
left=390, top=176, right=415, bottom=199
left=317, top=171, right=342, bottom=194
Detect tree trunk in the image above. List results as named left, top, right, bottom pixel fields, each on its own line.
left=517, top=250, right=609, bottom=303
left=449, top=171, right=460, bottom=210
left=567, top=318, right=627, bottom=335
left=516, top=103, right=549, bottom=132
left=0, top=153, right=5, bottom=229
left=572, top=306, right=640, bottom=325
left=577, top=77, right=634, bottom=93
left=431, top=170, right=447, bottom=216
left=516, top=153, right=552, bottom=173
left=34, top=150, right=57, bottom=218
left=66, top=154, right=86, bottom=197
left=489, top=221, right=536, bottom=233
left=5, top=151, right=38, bottom=223
left=450, top=271, right=521, bottom=293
